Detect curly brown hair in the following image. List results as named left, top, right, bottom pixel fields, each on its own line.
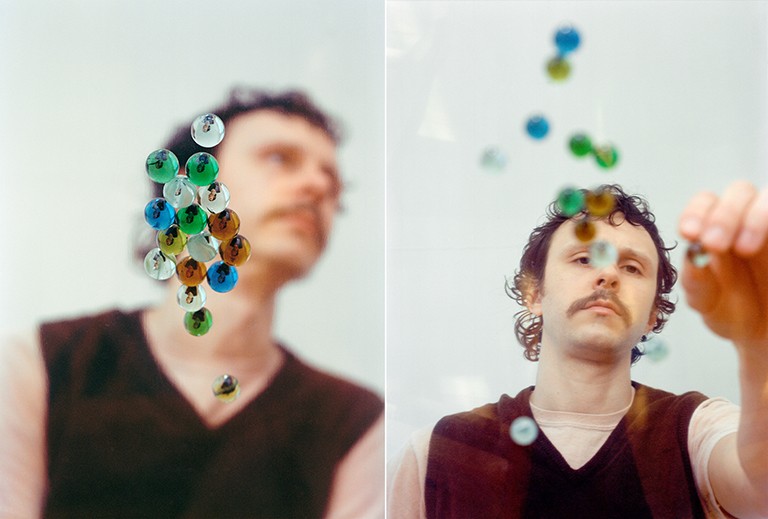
left=505, top=184, right=678, bottom=364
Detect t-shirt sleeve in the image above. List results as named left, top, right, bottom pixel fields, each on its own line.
left=324, top=413, right=384, bottom=519
left=387, top=426, right=432, bottom=519
left=0, top=329, right=48, bottom=518
left=688, top=397, right=740, bottom=519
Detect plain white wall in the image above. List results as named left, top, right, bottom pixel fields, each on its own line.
left=387, top=1, right=768, bottom=456
left=0, top=0, right=383, bottom=393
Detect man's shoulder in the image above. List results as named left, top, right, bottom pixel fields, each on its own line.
left=280, top=347, right=383, bottom=413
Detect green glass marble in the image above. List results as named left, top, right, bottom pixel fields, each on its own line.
left=546, top=56, right=571, bottom=81
left=186, top=152, right=220, bottom=186
left=593, top=144, right=619, bottom=169
left=145, top=149, right=179, bottom=184
left=212, top=374, right=240, bottom=402
left=557, top=187, right=585, bottom=217
left=184, top=307, right=213, bottom=336
left=177, top=204, right=207, bottom=235
left=569, top=133, right=592, bottom=157
left=157, top=225, right=188, bottom=256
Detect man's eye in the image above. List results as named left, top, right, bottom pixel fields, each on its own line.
left=576, top=256, right=590, bottom=265
left=623, top=264, right=641, bottom=274
left=267, top=152, right=287, bottom=164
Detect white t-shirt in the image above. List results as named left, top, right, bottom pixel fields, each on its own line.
left=387, top=390, right=740, bottom=519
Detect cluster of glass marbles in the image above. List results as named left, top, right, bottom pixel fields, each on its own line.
left=143, top=113, right=252, bottom=339
left=510, top=416, right=539, bottom=446
left=546, top=24, right=581, bottom=82
left=568, top=132, right=619, bottom=170
left=556, top=186, right=621, bottom=268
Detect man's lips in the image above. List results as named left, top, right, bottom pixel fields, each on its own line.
left=584, top=299, right=621, bottom=315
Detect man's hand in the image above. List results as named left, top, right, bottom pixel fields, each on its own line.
left=678, top=180, right=768, bottom=347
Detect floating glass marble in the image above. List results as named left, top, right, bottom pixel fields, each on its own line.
left=176, top=257, right=207, bottom=286
left=510, top=416, right=539, bottom=446
left=184, top=307, right=213, bottom=336
left=207, top=261, right=238, bottom=293
left=569, top=133, right=592, bottom=157
left=589, top=240, right=618, bottom=269
left=557, top=187, right=585, bottom=217
left=546, top=56, right=571, bottom=81
left=526, top=115, right=550, bottom=140
left=144, top=248, right=176, bottom=280
left=191, top=113, right=225, bottom=148
left=643, top=335, right=670, bottom=363
left=198, top=182, right=231, bottom=213
left=177, top=284, right=206, bottom=312
left=593, top=144, right=619, bottom=169
left=219, top=235, right=252, bottom=267
left=480, top=147, right=508, bottom=171
left=574, top=218, right=596, bottom=243
left=208, top=208, right=241, bottom=241
left=145, top=149, right=179, bottom=184
left=177, top=204, right=208, bottom=235
left=144, top=198, right=176, bottom=231
left=585, top=189, right=615, bottom=217
left=554, top=25, right=581, bottom=55
left=187, top=232, right=220, bottom=262
left=163, top=175, right=197, bottom=209
left=686, top=242, right=710, bottom=268
left=186, top=152, right=220, bottom=186
left=157, top=225, right=188, bottom=256
left=212, top=374, right=240, bottom=402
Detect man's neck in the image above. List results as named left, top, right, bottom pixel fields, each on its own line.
left=530, top=343, right=634, bottom=414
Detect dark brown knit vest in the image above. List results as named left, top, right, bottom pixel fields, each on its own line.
left=40, top=309, right=383, bottom=518
left=426, top=383, right=707, bottom=518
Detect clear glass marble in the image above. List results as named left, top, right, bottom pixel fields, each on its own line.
left=187, top=232, right=220, bottom=262
left=198, top=182, right=231, bottom=214
left=191, top=113, right=225, bottom=148
left=163, top=175, right=197, bottom=209
left=143, top=248, right=176, bottom=280
left=510, top=416, right=539, bottom=446
left=589, top=240, right=619, bottom=269
left=177, top=284, right=206, bottom=312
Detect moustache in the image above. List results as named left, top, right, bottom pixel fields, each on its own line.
left=264, top=203, right=327, bottom=249
left=566, top=289, right=632, bottom=327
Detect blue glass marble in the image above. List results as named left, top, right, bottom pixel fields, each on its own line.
left=555, top=25, right=581, bottom=55
left=144, top=198, right=176, bottom=231
left=525, top=115, right=549, bottom=140
left=206, top=261, right=238, bottom=293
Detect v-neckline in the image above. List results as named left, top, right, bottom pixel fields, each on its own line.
left=515, top=384, right=639, bottom=480
left=124, top=309, right=292, bottom=432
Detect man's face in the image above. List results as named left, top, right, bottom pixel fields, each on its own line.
left=528, top=216, right=659, bottom=362
left=214, top=110, right=340, bottom=281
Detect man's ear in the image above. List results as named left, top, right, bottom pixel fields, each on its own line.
left=522, top=273, right=543, bottom=316
left=644, top=307, right=658, bottom=335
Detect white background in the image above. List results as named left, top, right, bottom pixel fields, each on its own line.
left=0, top=0, right=384, bottom=393
left=387, top=1, right=768, bottom=456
